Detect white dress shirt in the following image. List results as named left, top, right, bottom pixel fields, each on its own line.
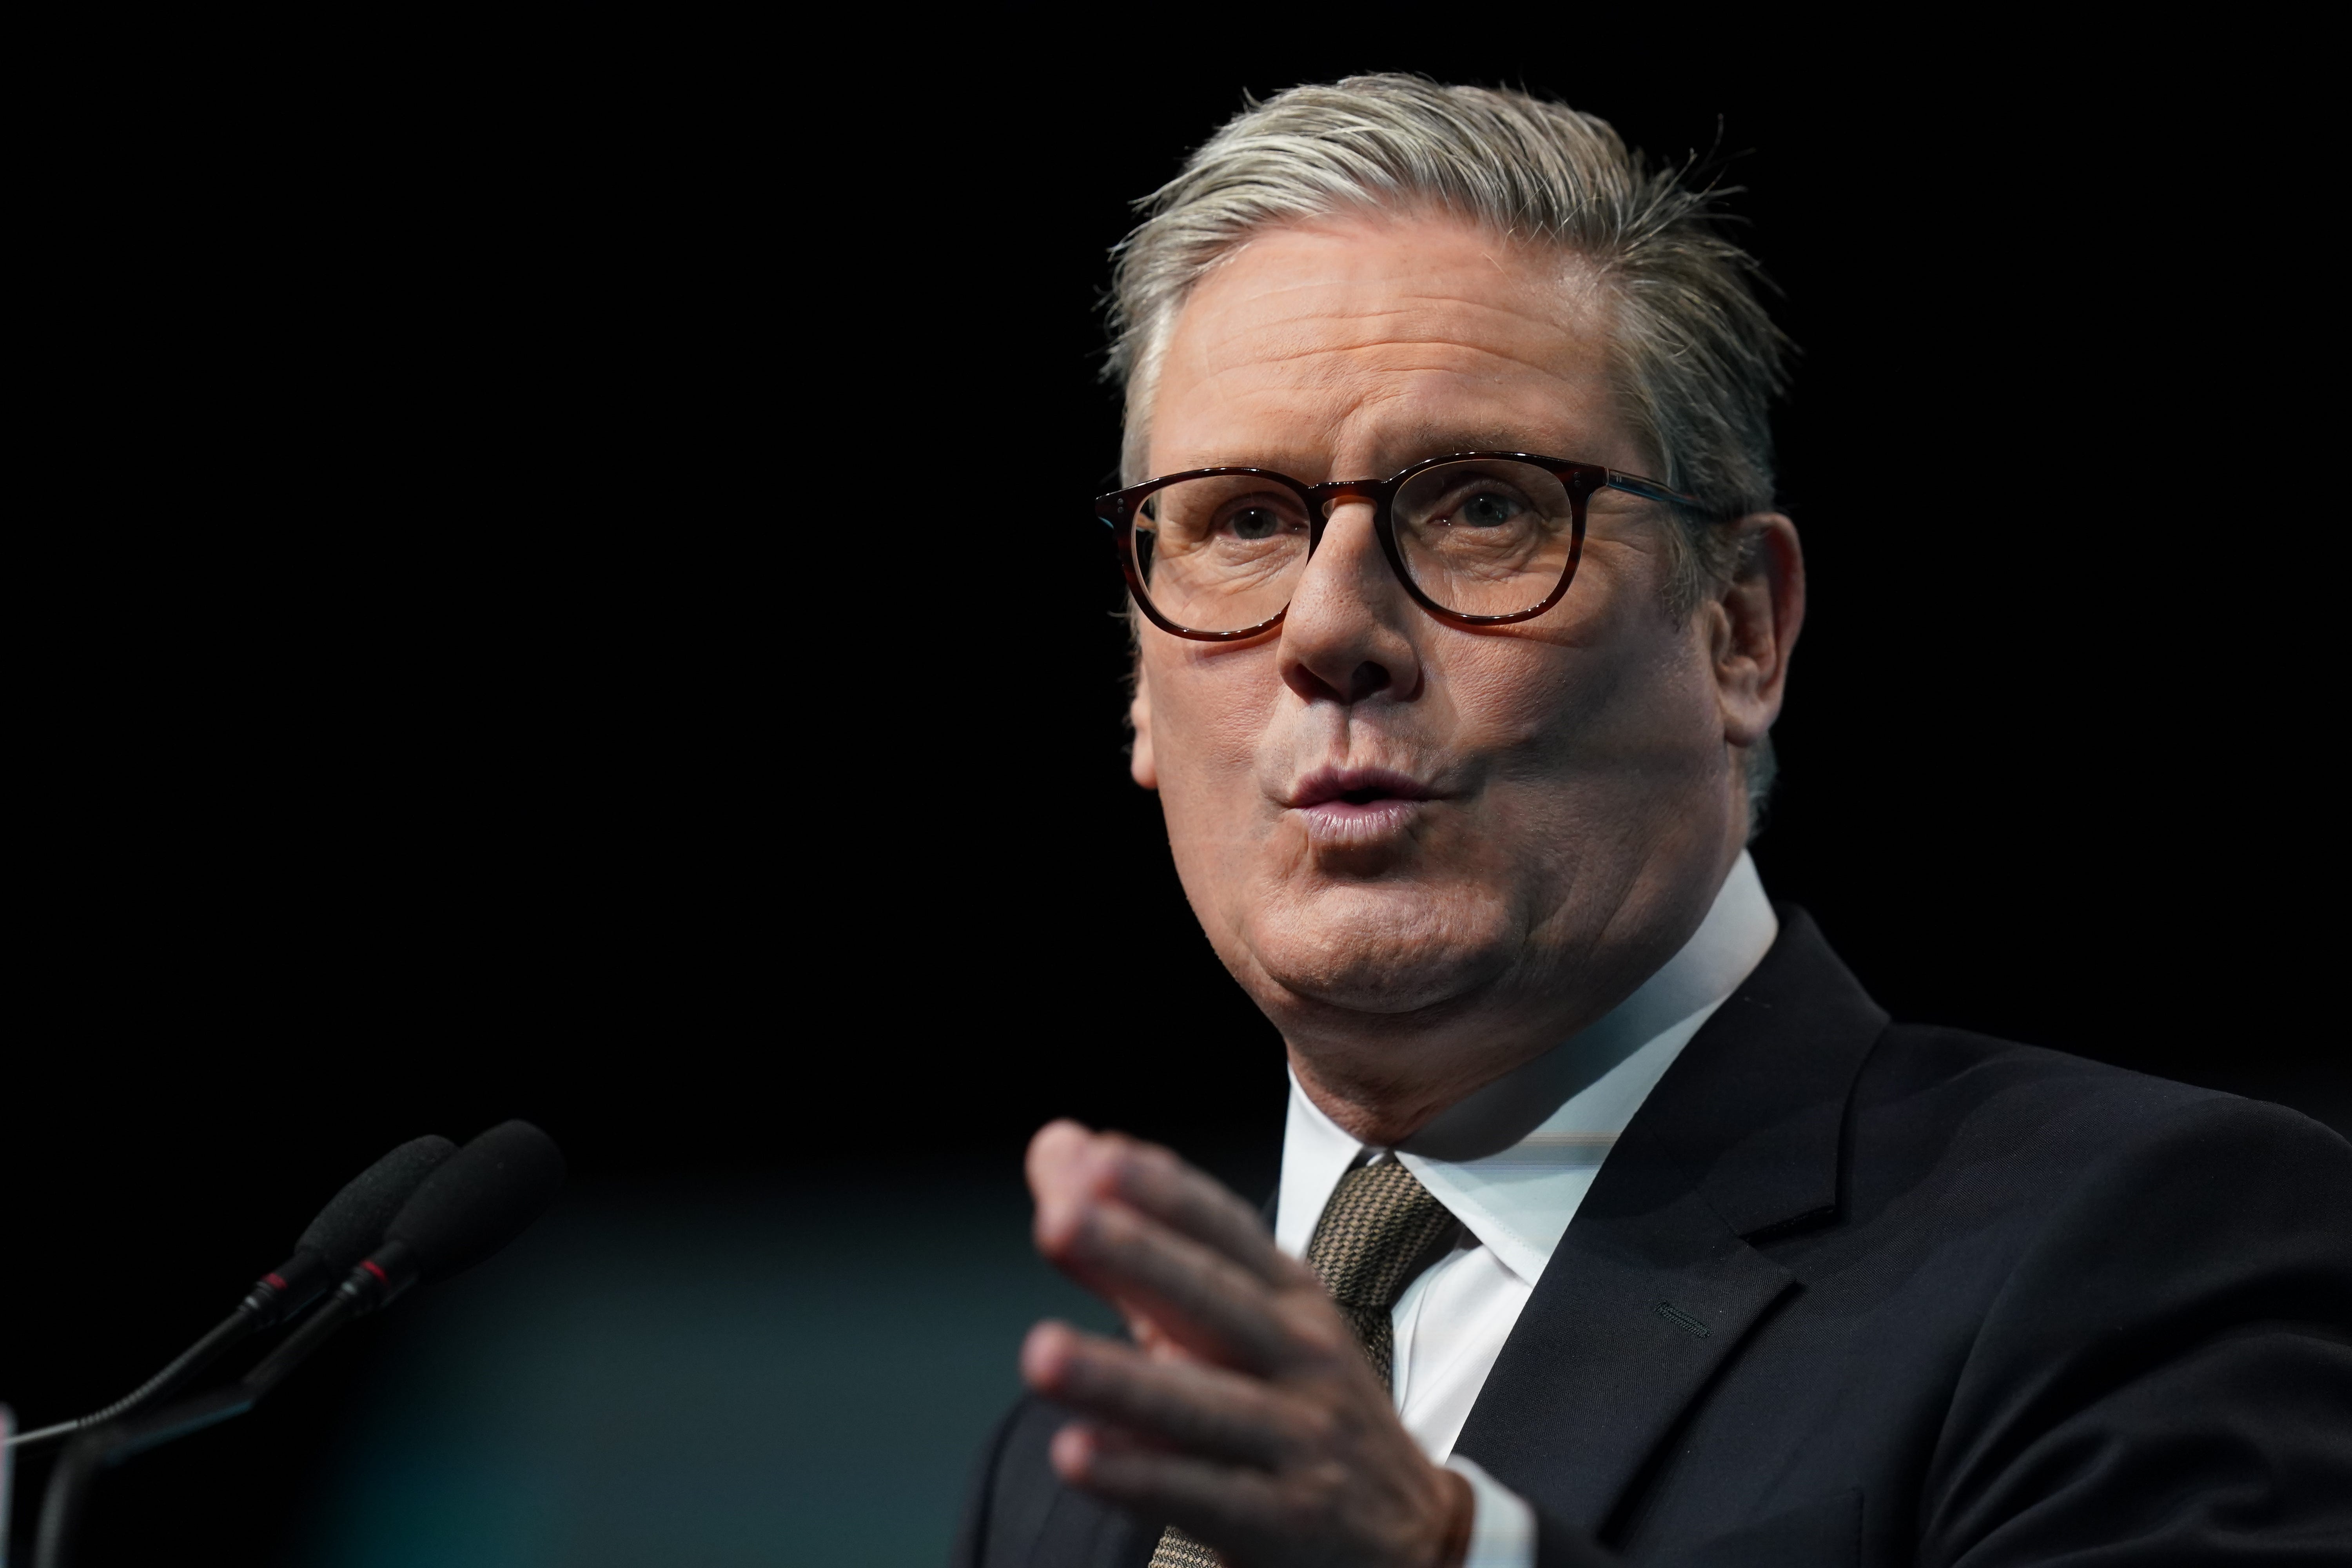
left=1273, top=852, right=1780, bottom=1567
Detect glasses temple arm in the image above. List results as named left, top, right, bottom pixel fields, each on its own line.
left=1603, top=471, right=1718, bottom=515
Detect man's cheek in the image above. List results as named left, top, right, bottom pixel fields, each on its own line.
left=1153, top=649, right=1270, bottom=746
left=1437, top=640, right=1595, bottom=760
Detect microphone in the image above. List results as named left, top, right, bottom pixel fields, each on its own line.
left=336, top=1118, right=569, bottom=1315
left=5, top=1134, right=457, bottom=1455
left=223, top=1119, right=568, bottom=1397
left=31, top=1121, right=565, bottom=1568
left=246, top=1132, right=463, bottom=1324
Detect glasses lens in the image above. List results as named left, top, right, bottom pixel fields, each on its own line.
left=1391, top=459, right=1580, bottom=618
left=1131, top=474, right=1310, bottom=634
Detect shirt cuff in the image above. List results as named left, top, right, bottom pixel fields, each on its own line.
left=1444, top=1454, right=1537, bottom=1568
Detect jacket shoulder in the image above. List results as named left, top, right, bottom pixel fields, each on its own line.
left=1850, top=1021, right=2348, bottom=1190
left=1806, top=1022, right=2351, bottom=1379
left=1862, top=1033, right=2352, bottom=1560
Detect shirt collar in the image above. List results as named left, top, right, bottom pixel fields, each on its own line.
left=1275, top=851, right=1779, bottom=1281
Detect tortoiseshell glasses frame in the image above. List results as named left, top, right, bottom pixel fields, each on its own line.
left=1095, top=452, right=1706, bottom=642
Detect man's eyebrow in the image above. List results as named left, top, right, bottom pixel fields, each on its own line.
left=1163, top=430, right=1584, bottom=479
left=1355, top=430, right=1583, bottom=474
left=1397, top=429, right=1559, bottom=457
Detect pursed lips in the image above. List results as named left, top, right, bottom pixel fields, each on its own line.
left=1281, top=766, right=1443, bottom=846
left=1283, top=765, right=1438, bottom=809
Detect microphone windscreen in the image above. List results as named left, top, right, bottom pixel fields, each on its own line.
left=297, top=1135, right=462, bottom=1269
left=385, top=1120, right=566, bottom=1281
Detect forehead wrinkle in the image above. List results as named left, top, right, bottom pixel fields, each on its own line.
left=1172, top=297, right=1607, bottom=426
left=1172, top=328, right=1599, bottom=434
left=1170, top=345, right=1601, bottom=451
left=1186, top=289, right=1593, bottom=369
left=1199, top=275, right=1582, bottom=324
left=1191, top=336, right=1584, bottom=387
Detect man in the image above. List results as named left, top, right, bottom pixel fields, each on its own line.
left=956, top=77, right=2352, bottom=1567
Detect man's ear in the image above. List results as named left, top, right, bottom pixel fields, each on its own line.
left=1712, top=512, right=1805, bottom=747
left=1129, top=659, right=1158, bottom=789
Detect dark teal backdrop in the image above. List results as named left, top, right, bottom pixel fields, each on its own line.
left=6, top=14, right=2337, bottom=1566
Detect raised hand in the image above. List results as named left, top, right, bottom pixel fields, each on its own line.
left=1020, top=1120, right=1472, bottom=1568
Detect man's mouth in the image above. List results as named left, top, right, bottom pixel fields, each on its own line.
left=1284, top=767, right=1438, bottom=845
left=1287, top=767, right=1436, bottom=809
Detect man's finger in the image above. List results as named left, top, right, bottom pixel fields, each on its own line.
left=1021, top=1320, right=1295, bottom=1468
left=1036, top=1191, right=1310, bottom=1373
left=1048, top=1419, right=1301, bottom=1561
left=1097, top=1136, right=1305, bottom=1287
left=1028, top=1121, right=1308, bottom=1289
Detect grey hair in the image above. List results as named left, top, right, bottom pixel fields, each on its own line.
left=1106, top=73, right=1792, bottom=836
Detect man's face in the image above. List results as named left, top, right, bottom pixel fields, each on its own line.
left=1131, top=210, right=1783, bottom=1134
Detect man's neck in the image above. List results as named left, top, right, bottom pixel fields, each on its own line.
left=1287, top=853, right=1780, bottom=1154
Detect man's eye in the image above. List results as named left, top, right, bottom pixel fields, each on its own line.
left=1453, top=490, right=1526, bottom=528
left=1227, top=506, right=1286, bottom=541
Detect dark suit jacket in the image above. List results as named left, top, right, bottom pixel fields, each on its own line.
left=955, top=912, right=2352, bottom=1565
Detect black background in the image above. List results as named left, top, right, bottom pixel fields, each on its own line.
left=7, top=15, right=2337, bottom=1564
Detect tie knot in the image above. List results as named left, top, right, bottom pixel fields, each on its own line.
left=1302, top=1159, right=1457, bottom=1312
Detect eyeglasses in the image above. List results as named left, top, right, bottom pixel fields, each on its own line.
left=1095, top=452, right=1704, bottom=641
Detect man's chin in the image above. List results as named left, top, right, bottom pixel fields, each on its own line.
left=1235, top=889, right=1514, bottom=1018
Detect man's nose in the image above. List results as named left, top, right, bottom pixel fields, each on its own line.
left=1279, top=499, right=1422, bottom=706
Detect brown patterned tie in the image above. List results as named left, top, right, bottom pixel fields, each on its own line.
left=1148, top=1158, right=1458, bottom=1568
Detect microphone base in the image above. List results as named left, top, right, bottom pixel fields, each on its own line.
left=32, top=1296, right=364, bottom=1568
left=33, top=1387, right=253, bottom=1568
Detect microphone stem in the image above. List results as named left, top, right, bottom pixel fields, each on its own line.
left=241, top=1289, right=356, bottom=1398
left=29, top=1294, right=361, bottom=1568
left=4, top=1306, right=260, bottom=1454
left=30, top=1389, right=249, bottom=1568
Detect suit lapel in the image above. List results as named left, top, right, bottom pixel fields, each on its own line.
left=1452, top=910, right=1888, bottom=1536
left=1451, top=1111, right=1797, bottom=1529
